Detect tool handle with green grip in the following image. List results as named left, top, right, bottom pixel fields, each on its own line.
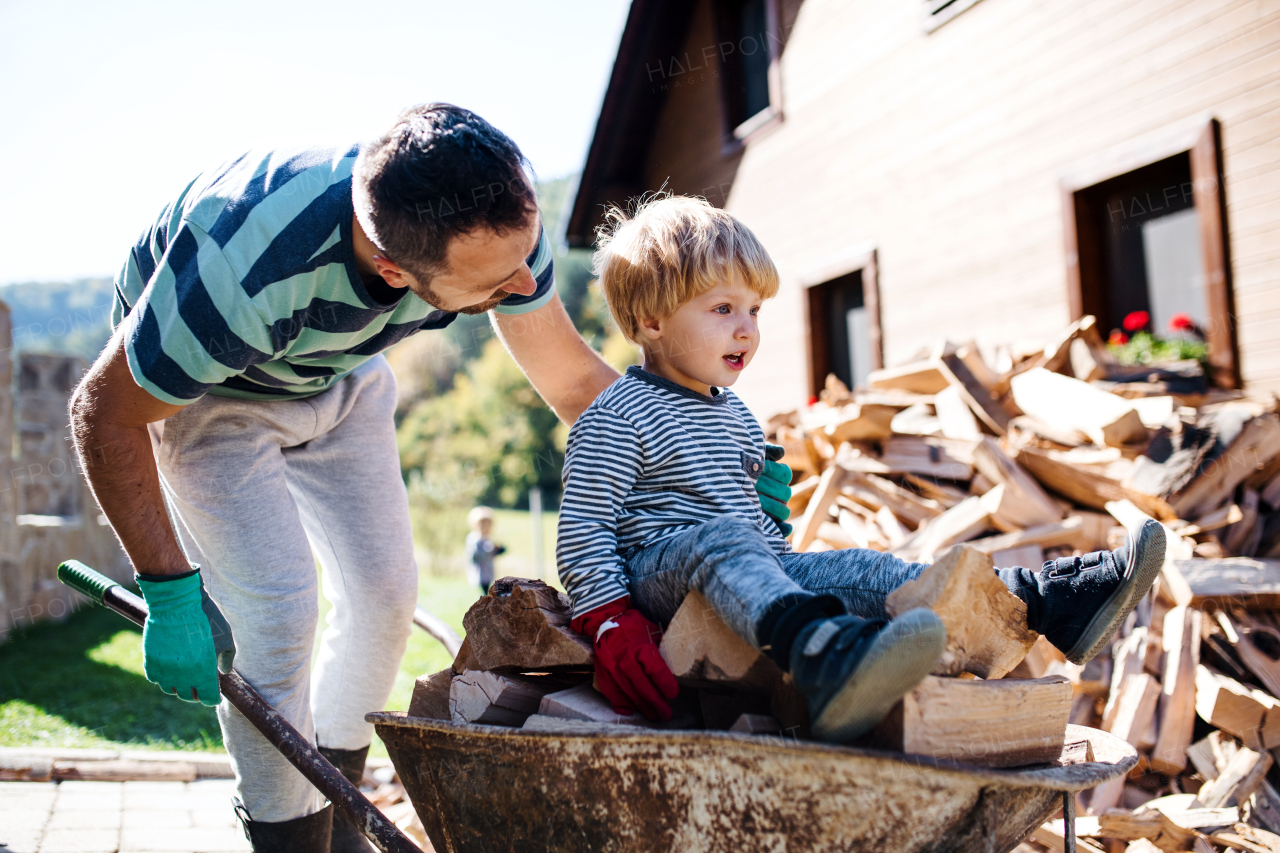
left=58, top=560, right=148, bottom=625
left=55, top=560, right=421, bottom=853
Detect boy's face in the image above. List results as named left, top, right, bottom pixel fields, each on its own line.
left=638, top=273, right=763, bottom=396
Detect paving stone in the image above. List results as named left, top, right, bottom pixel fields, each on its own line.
left=119, top=810, right=192, bottom=830
left=118, top=826, right=248, bottom=852
left=0, top=828, right=43, bottom=853
left=46, top=808, right=123, bottom=831
left=189, top=808, right=239, bottom=829
left=36, top=827, right=120, bottom=853
left=53, top=782, right=123, bottom=810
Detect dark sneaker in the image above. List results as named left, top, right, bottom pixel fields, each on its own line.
left=791, top=608, right=946, bottom=744
left=1000, top=518, right=1166, bottom=665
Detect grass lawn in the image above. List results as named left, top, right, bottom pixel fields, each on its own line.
left=0, top=510, right=557, bottom=759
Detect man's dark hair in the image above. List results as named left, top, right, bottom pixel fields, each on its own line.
left=354, top=103, right=537, bottom=279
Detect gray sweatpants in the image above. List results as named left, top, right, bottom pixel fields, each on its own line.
left=625, top=516, right=929, bottom=646
left=149, top=356, right=418, bottom=823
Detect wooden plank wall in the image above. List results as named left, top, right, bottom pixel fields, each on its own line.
left=642, top=0, right=1280, bottom=419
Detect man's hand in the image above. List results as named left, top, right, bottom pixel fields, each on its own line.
left=491, top=292, right=619, bottom=425
left=135, top=568, right=235, bottom=706
left=571, top=597, right=679, bottom=721
left=757, top=444, right=793, bottom=536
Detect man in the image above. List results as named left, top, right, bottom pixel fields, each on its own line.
left=70, top=103, right=792, bottom=852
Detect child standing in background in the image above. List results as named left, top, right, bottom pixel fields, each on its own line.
left=465, top=507, right=505, bottom=595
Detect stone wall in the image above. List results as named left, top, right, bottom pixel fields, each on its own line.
left=0, top=301, right=130, bottom=642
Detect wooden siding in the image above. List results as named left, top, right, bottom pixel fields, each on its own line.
left=635, top=0, right=1280, bottom=418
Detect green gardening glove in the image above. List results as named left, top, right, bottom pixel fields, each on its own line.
left=135, top=568, right=235, bottom=707
left=756, top=444, right=794, bottom=536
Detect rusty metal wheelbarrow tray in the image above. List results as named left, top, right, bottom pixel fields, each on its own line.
left=368, top=714, right=1136, bottom=853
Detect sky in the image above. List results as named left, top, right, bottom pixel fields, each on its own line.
left=0, top=0, right=631, bottom=286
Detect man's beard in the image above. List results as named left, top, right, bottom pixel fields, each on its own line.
left=413, top=279, right=511, bottom=315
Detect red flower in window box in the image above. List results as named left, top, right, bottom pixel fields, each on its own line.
left=1109, top=331, right=1129, bottom=346
left=1169, top=313, right=1194, bottom=332
left=1123, top=311, right=1150, bottom=332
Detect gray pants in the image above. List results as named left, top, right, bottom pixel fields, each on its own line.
left=149, top=356, right=418, bottom=822
left=625, top=516, right=929, bottom=647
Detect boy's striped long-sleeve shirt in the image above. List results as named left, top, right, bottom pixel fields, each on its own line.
left=557, top=365, right=790, bottom=617
left=114, top=145, right=555, bottom=404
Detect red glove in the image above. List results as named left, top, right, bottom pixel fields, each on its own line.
left=571, top=597, right=680, bottom=722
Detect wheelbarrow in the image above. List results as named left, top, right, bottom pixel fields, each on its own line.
left=60, top=561, right=1134, bottom=853
left=367, top=713, right=1137, bottom=853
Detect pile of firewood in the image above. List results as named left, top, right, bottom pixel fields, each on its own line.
left=767, top=314, right=1280, bottom=852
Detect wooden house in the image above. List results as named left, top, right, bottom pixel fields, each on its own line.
left=563, top=0, right=1280, bottom=418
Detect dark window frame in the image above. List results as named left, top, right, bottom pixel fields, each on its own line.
left=799, top=247, right=884, bottom=397
left=1061, top=116, right=1238, bottom=388
left=714, top=0, right=784, bottom=152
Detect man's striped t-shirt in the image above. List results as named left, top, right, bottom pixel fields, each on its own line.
left=556, top=366, right=790, bottom=617
left=113, top=145, right=556, bottom=404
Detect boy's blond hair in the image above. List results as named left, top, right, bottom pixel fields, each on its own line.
left=593, top=195, right=779, bottom=345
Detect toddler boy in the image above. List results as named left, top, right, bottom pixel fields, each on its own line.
left=557, top=196, right=1164, bottom=744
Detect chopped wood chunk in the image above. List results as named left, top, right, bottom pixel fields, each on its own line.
left=460, top=577, right=593, bottom=672
left=885, top=544, right=1038, bottom=678
left=1010, top=368, right=1147, bottom=447
left=1197, top=747, right=1273, bottom=809
left=970, top=516, right=1092, bottom=555
left=973, top=437, right=1063, bottom=528
left=658, top=591, right=782, bottom=690
left=729, top=713, right=783, bottom=735
left=868, top=361, right=951, bottom=394
left=1220, top=610, right=1280, bottom=699
left=450, top=671, right=561, bottom=727
left=407, top=668, right=453, bottom=721
left=939, top=352, right=1016, bottom=435
left=872, top=674, right=1072, bottom=767
left=1106, top=672, right=1162, bottom=748
left=904, top=492, right=997, bottom=562
left=793, top=464, right=848, bottom=552
left=1174, top=559, right=1280, bottom=610
left=1150, top=606, right=1202, bottom=775
left=1169, top=413, right=1280, bottom=520
left=990, top=543, right=1046, bottom=570
left=1013, top=445, right=1176, bottom=519
left=934, top=384, right=983, bottom=440
left=537, top=683, right=652, bottom=727
left=803, top=401, right=899, bottom=444
left=1195, top=666, right=1277, bottom=747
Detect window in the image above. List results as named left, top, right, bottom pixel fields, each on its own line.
left=716, top=0, right=782, bottom=141
left=1062, top=118, right=1238, bottom=387
left=802, top=249, right=883, bottom=396
left=924, top=0, right=987, bottom=33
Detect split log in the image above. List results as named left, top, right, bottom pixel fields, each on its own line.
left=537, top=683, right=652, bottom=727
left=460, top=577, right=593, bottom=672
left=1224, top=823, right=1280, bottom=853
left=934, top=384, right=983, bottom=440
left=1030, top=824, right=1107, bottom=853
left=449, top=670, right=561, bottom=727
left=1194, top=666, right=1280, bottom=749
left=990, top=543, right=1045, bottom=570
left=1010, top=368, right=1147, bottom=447
left=972, top=437, right=1063, bottom=528
left=787, top=474, right=821, bottom=517
left=1169, top=413, right=1280, bottom=520
left=1219, top=610, right=1280, bottom=699
left=904, top=492, right=998, bottom=562
left=451, top=636, right=482, bottom=675
left=407, top=668, right=453, bottom=721
left=804, top=401, right=898, bottom=444
left=1197, top=747, right=1273, bottom=809
left=885, top=544, right=1038, bottom=678
left=658, top=591, right=782, bottom=690
left=793, top=464, right=847, bottom=552
left=1105, top=673, right=1162, bottom=749
left=872, top=675, right=1072, bottom=767
left=1039, top=315, right=1107, bottom=376
left=938, top=351, right=1016, bottom=435
left=845, top=472, right=944, bottom=528
left=1013, top=445, right=1176, bottom=519
left=1104, top=628, right=1150, bottom=729
left=1224, top=489, right=1262, bottom=557
left=729, top=714, right=783, bottom=735
left=868, top=360, right=950, bottom=394
left=1081, top=808, right=1200, bottom=850
left=969, top=516, right=1093, bottom=556
left=50, top=759, right=198, bottom=783
left=1150, top=606, right=1202, bottom=775
left=1187, top=732, right=1280, bottom=836
left=1173, top=559, right=1280, bottom=610
left=842, top=436, right=974, bottom=480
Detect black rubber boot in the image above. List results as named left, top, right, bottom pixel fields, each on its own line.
left=318, top=745, right=378, bottom=853
left=790, top=608, right=945, bottom=744
left=998, top=518, right=1165, bottom=665
left=237, top=803, right=333, bottom=852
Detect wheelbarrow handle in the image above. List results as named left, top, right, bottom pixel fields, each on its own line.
left=58, top=561, right=422, bottom=853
